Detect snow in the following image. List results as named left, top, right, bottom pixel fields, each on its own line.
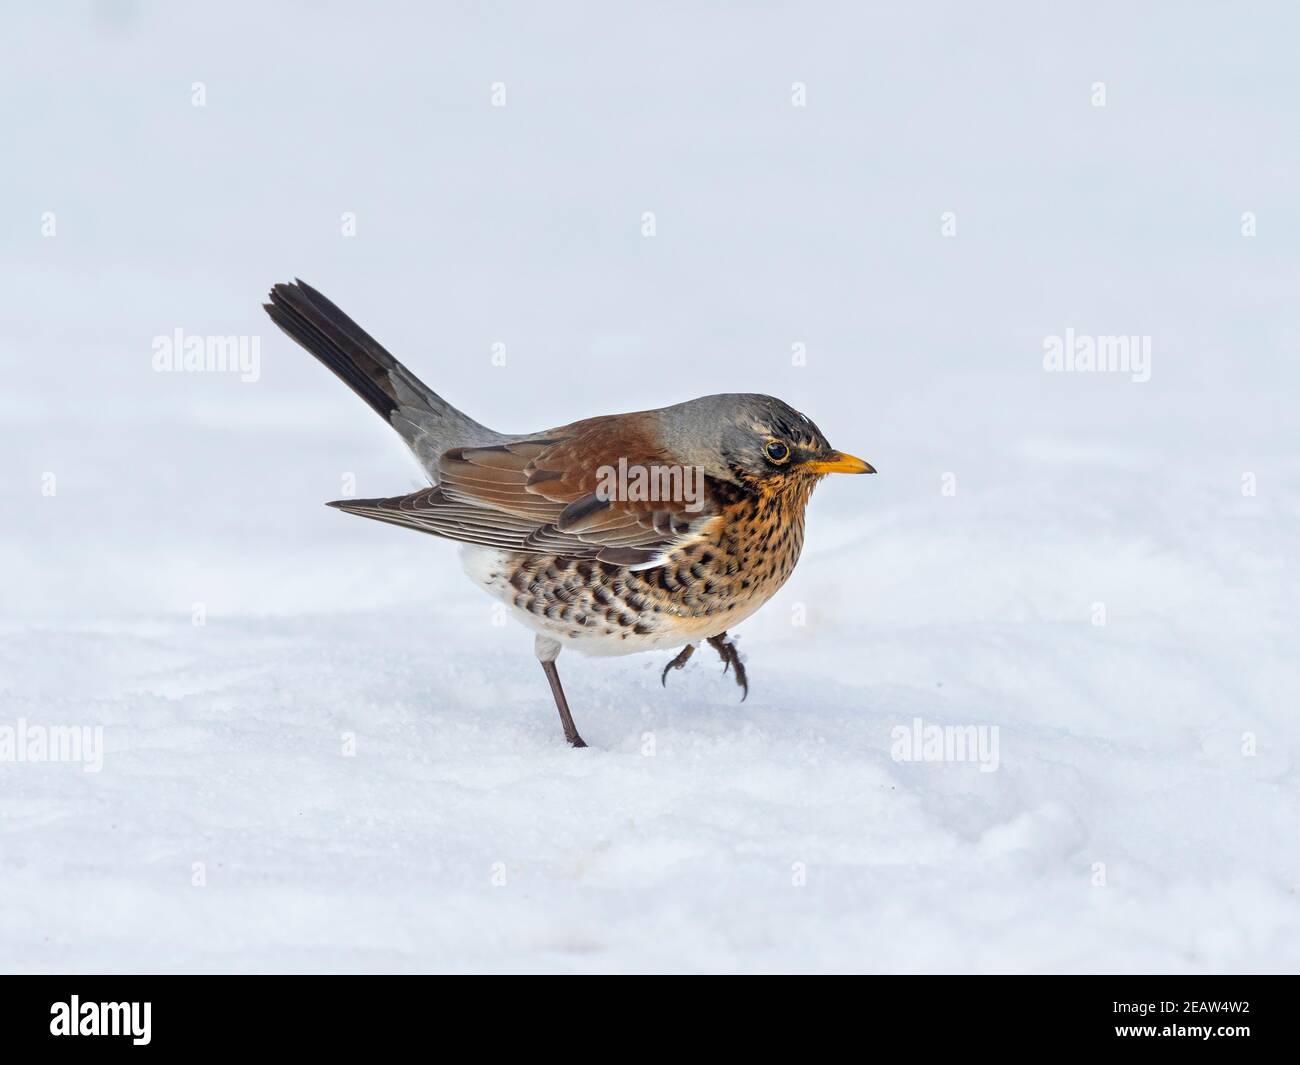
left=2, top=2, right=1299, bottom=973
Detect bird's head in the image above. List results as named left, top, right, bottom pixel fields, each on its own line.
left=662, top=393, right=875, bottom=500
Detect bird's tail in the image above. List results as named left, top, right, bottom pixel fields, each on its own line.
left=263, top=280, right=504, bottom=474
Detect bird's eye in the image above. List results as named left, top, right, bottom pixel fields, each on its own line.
left=764, top=440, right=791, bottom=464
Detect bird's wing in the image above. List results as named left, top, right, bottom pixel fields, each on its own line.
left=330, top=415, right=725, bottom=568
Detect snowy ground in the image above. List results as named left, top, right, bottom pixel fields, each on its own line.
left=2, top=3, right=1299, bottom=973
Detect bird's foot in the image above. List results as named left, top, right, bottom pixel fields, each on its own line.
left=706, top=632, right=748, bottom=701
left=661, top=643, right=696, bottom=686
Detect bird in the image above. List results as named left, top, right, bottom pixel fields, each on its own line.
left=263, top=280, right=874, bottom=747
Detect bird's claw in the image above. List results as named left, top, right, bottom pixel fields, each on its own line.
left=661, top=636, right=749, bottom=701
left=660, top=643, right=696, bottom=686
left=706, top=634, right=749, bottom=702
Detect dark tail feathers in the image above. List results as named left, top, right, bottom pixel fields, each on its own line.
left=263, top=280, right=504, bottom=472
left=264, top=279, right=409, bottom=421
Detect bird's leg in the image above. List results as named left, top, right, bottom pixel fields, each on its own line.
left=706, top=632, right=748, bottom=701
left=535, top=635, right=587, bottom=748
left=540, top=661, right=586, bottom=747
left=660, top=643, right=696, bottom=686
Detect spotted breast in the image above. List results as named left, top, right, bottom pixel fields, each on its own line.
left=462, top=475, right=812, bottom=656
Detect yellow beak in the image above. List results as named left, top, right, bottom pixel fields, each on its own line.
left=803, top=451, right=876, bottom=475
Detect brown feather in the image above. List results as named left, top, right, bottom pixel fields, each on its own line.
left=329, top=412, right=726, bottom=567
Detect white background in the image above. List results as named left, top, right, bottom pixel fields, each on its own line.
left=2, top=1, right=1297, bottom=972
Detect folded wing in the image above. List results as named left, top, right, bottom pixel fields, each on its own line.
left=329, top=415, right=722, bottom=568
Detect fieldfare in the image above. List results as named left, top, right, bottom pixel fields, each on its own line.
left=264, top=281, right=874, bottom=747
